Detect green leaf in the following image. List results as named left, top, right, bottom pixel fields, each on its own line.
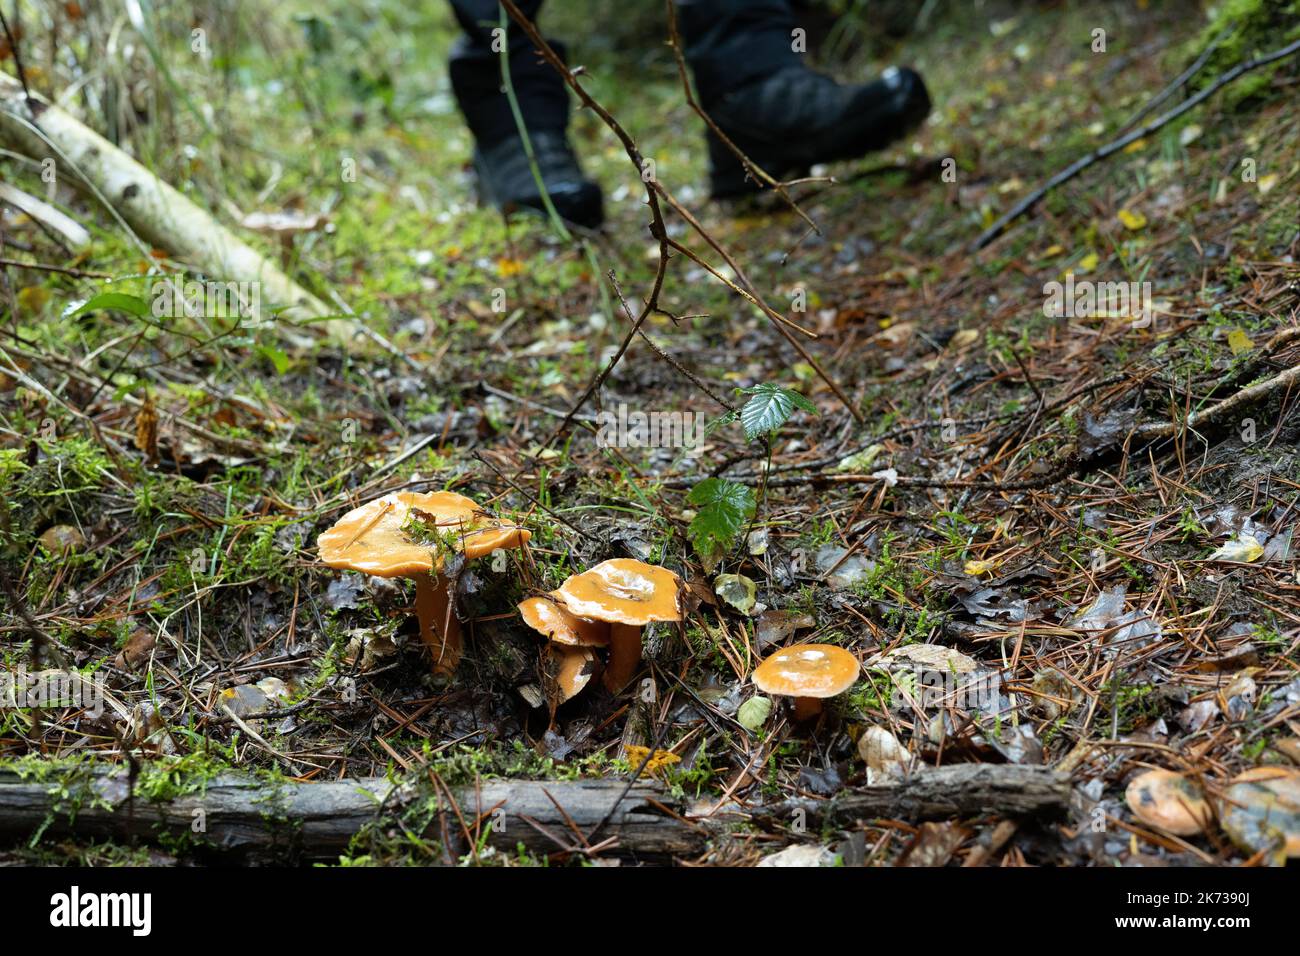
left=257, top=345, right=292, bottom=375
left=737, top=696, right=772, bottom=733
left=686, top=478, right=756, bottom=568
left=69, top=292, right=151, bottom=319
left=737, top=382, right=818, bottom=441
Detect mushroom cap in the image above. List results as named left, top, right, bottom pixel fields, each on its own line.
left=549, top=645, right=599, bottom=702
left=553, top=559, right=682, bottom=626
left=240, top=210, right=325, bottom=234
left=752, top=644, right=860, bottom=699
left=518, top=595, right=610, bottom=646
left=317, top=490, right=529, bottom=577
left=1125, top=769, right=1211, bottom=836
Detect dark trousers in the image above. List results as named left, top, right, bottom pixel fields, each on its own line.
left=448, top=0, right=800, bottom=145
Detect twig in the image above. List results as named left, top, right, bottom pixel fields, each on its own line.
left=1115, top=24, right=1232, bottom=134
left=608, top=270, right=735, bottom=412
left=472, top=451, right=602, bottom=544
left=0, top=257, right=111, bottom=278
left=497, top=1, right=672, bottom=448
left=973, top=36, right=1300, bottom=250
left=756, top=458, right=1077, bottom=492
left=1134, top=361, right=1300, bottom=441
left=499, top=0, right=864, bottom=434
left=0, top=4, right=33, bottom=106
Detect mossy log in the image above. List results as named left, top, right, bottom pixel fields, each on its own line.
left=0, top=769, right=704, bottom=862
left=0, top=763, right=1069, bottom=863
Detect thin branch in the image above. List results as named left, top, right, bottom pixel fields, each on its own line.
left=0, top=4, right=33, bottom=106
left=1115, top=24, right=1232, bottom=134
left=498, top=0, right=865, bottom=434
left=497, top=1, right=673, bottom=447
left=1134, top=361, right=1300, bottom=441
left=608, top=270, right=736, bottom=412
left=973, top=35, right=1300, bottom=250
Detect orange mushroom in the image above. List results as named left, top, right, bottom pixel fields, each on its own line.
left=518, top=595, right=610, bottom=649
left=1125, top=769, right=1211, bottom=836
left=519, top=594, right=609, bottom=704
left=318, top=491, right=529, bottom=675
left=546, top=645, right=600, bottom=703
left=752, top=644, right=860, bottom=722
left=552, top=559, right=682, bottom=693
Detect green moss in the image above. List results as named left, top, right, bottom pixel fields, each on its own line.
left=1188, top=0, right=1300, bottom=106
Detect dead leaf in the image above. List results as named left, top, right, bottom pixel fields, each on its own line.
left=878, top=643, right=979, bottom=674
left=113, top=628, right=157, bottom=671
left=899, top=822, right=967, bottom=866
left=135, top=393, right=159, bottom=463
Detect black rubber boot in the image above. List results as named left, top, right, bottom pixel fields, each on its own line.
left=447, top=0, right=604, bottom=228
left=706, top=64, right=932, bottom=198
left=472, top=130, right=604, bottom=229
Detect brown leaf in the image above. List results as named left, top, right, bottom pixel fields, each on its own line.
left=899, top=822, right=968, bottom=866
left=134, top=393, right=159, bottom=463
left=114, top=628, right=156, bottom=670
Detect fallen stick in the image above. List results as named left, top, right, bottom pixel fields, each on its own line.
left=0, top=181, right=90, bottom=249
left=753, top=764, right=1071, bottom=828
left=1113, top=24, right=1232, bottom=135
left=0, top=74, right=355, bottom=343
left=973, top=36, right=1300, bottom=250
left=1133, top=360, right=1300, bottom=440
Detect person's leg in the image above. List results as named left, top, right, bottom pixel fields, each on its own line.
left=676, top=0, right=802, bottom=107
left=447, top=1, right=603, bottom=227
left=676, top=0, right=931, bottom=197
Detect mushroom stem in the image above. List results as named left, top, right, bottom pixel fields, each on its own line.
left=414, top=573, right=461, bottom=676
left=791, top=696, right=823, bottom=722
left=603, top=623, right=643, bottom=693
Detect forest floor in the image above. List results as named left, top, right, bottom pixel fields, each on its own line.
left=2, top=0, right=1299, bottom=866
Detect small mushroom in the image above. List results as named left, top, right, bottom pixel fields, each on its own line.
left=752, top=644, right=860, bottom=722
left=240, top=209, right=326, bottom=267
left=552, top=559, right=682, bottom=692
left=519, top=594, right=609, bottom=704
left=39, top=524, right=86, bottom=554
left=318, top=491, right=529, bottom=676
left=858, top=725, right=910, bottom=779
left=518, top=595, right=610, bottom=649
left=547, top=645, right=599, bottom=703
left=1124, top=769, right=1211, bottom=836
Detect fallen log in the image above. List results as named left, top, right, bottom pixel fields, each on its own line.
left=0, top=768, right=704, bottom=862
left=0, top=74, right=354, bottom=342
left=0, top=763, right=1069, bottom=863
left=753, top=764, right=1071, bottom=829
